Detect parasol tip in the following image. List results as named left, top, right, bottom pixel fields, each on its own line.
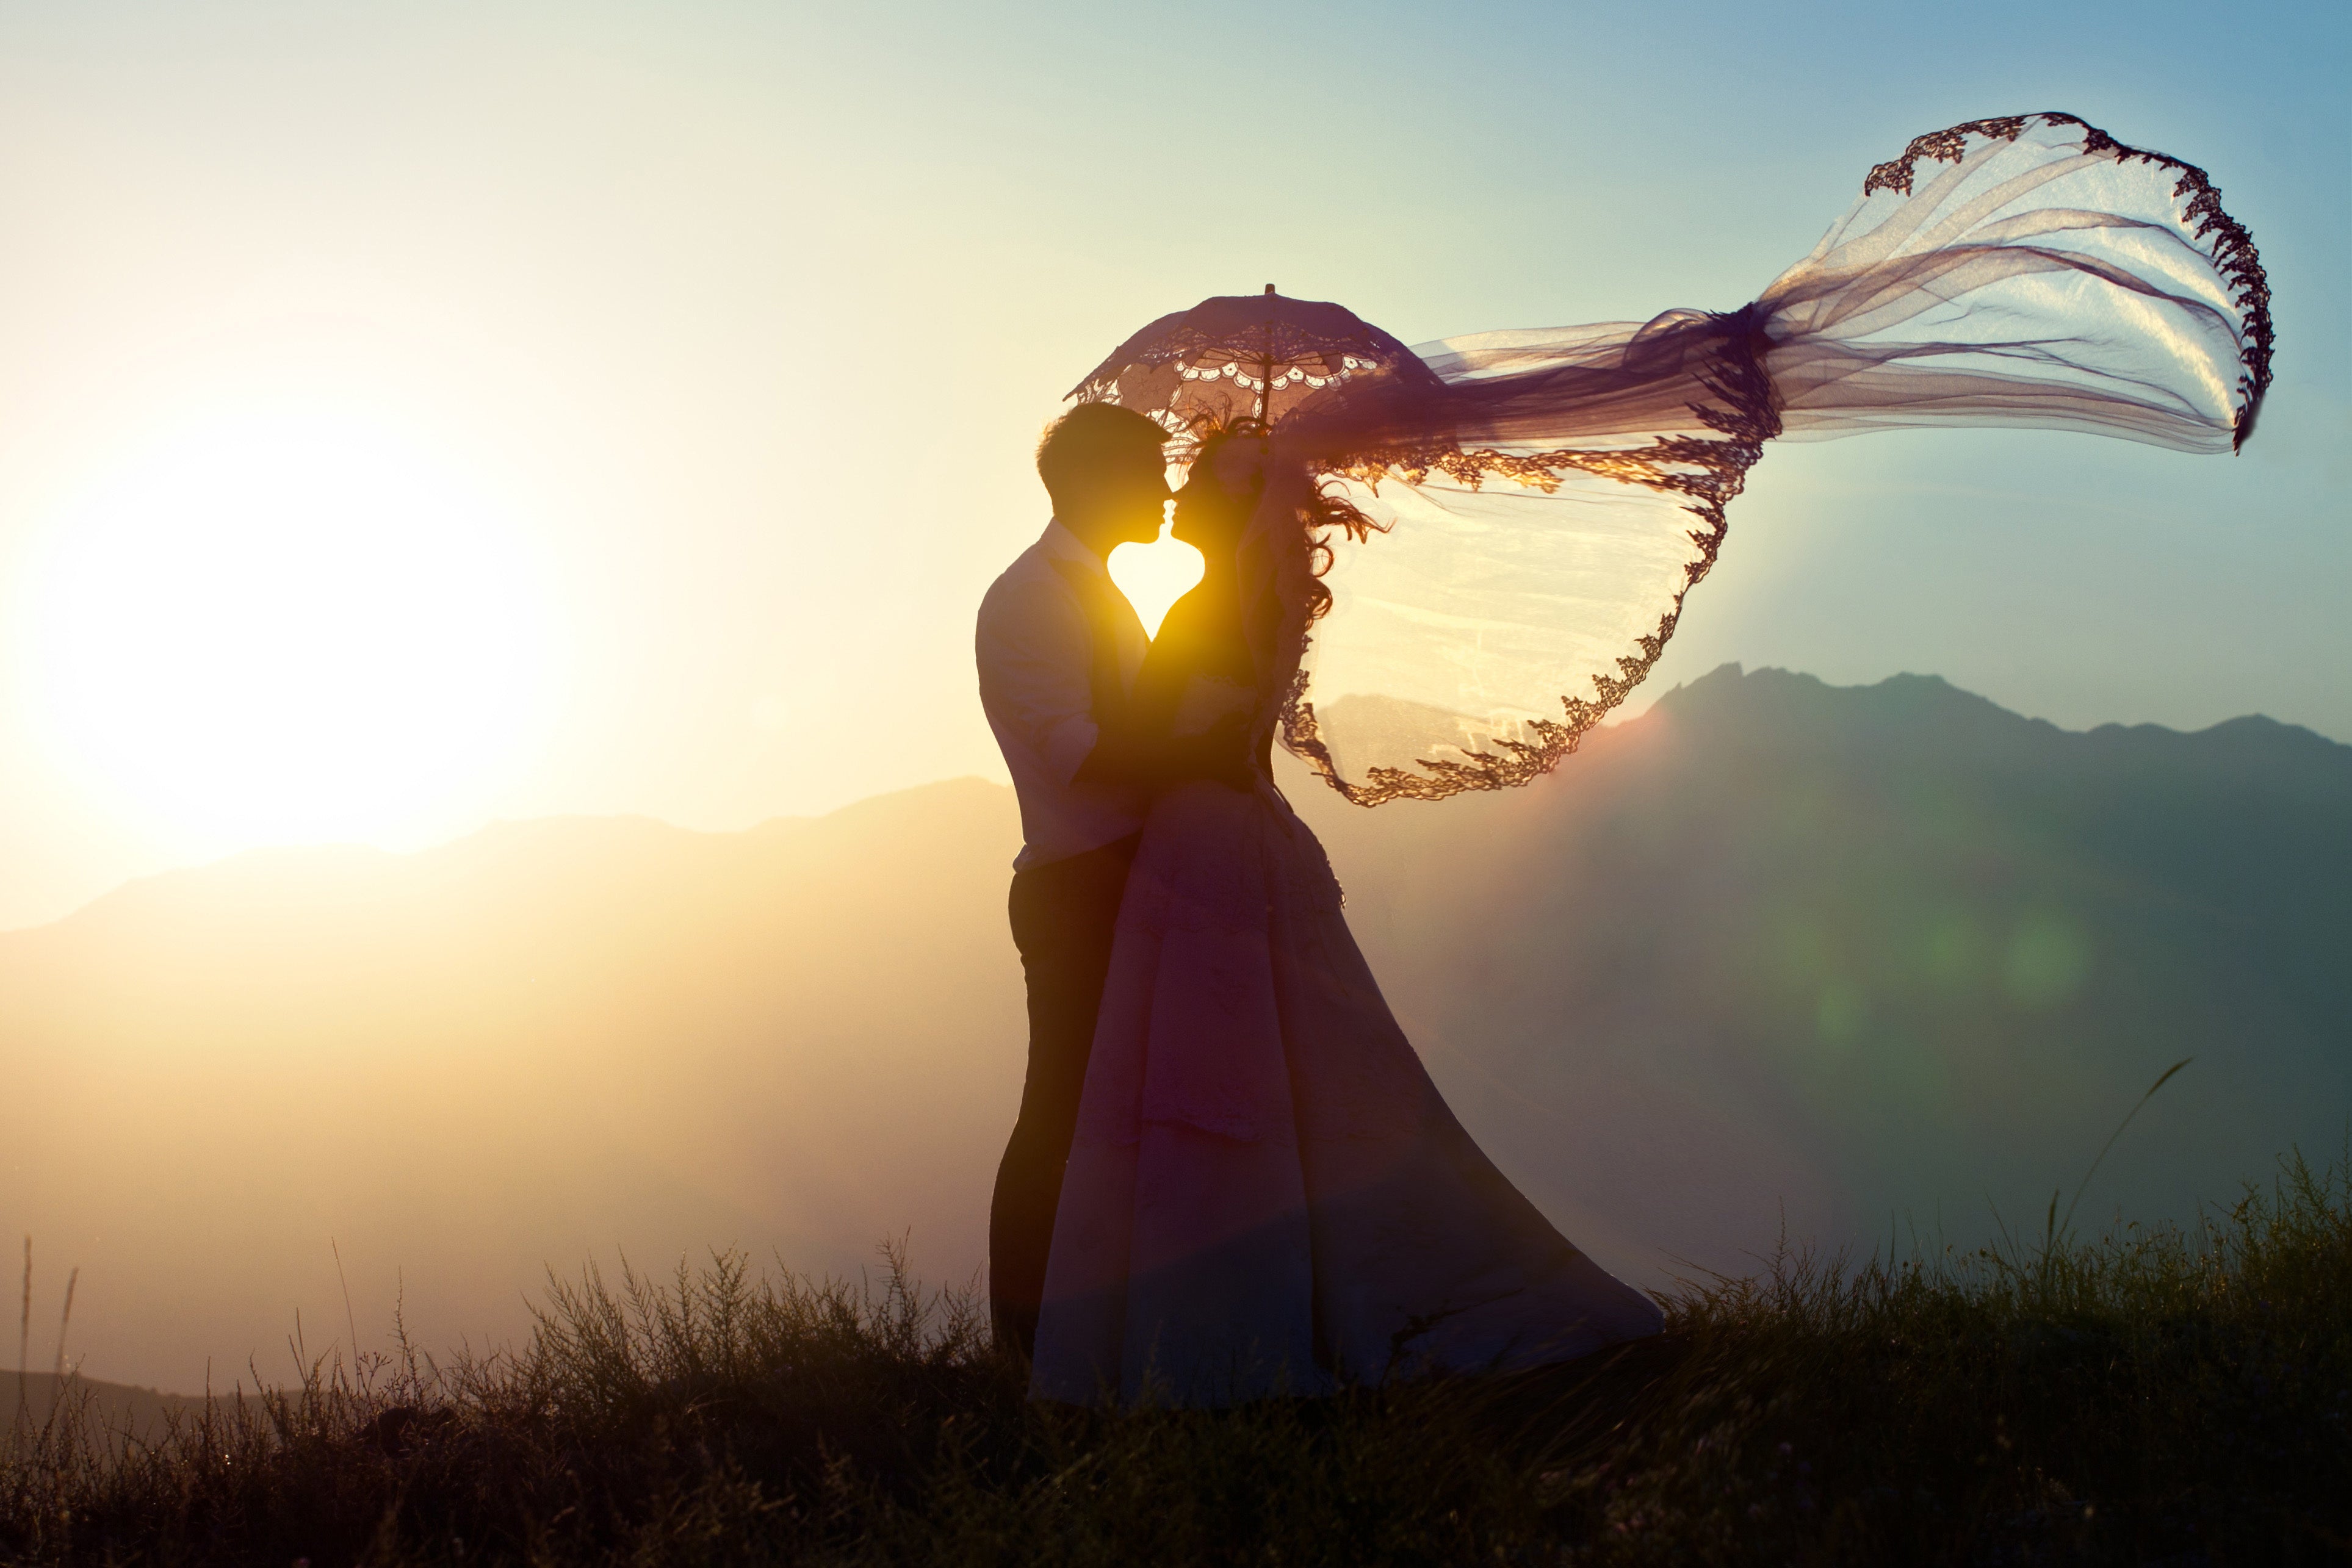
left=1264, top=283, right=1276, bottom=295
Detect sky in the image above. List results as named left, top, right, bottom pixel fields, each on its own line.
left=0, top=0, right=2345, bottom=930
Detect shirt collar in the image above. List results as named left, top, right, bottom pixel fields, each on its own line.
left=1039, top=518, right=1111, bottom=577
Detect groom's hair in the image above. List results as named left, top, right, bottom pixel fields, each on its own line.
left=1036, top=403, right=1169, bottom=504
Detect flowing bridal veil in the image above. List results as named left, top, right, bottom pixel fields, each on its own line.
left=1070, top=113, right=2271, bottom=805
left=1030, top=113, right=2270, bottom=1406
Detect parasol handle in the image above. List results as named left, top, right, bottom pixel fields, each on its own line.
left=1258, top=284, right=1277, bottom=422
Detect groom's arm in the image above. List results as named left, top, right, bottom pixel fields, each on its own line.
left=978, top=572, right=1249, bottom=794
left=975, top=573, right=1110, bottom=788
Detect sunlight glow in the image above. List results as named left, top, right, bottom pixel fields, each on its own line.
left=1106, top=523, right=1205, bottom=639
left=21, top=403, right=560, bottom=853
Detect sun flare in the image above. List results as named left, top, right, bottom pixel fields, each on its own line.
left=1107, top=523, right=1205, bottom=640
left=21, top=404, right=561, bottom=853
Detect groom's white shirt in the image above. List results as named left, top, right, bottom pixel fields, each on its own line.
left=976, top=520, right=1150, bottom=871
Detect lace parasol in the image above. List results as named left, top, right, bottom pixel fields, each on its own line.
left=1069, top=286, right=1444, bottom=437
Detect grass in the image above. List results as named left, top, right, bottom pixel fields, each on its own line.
left=4, top=1153, right=2348, bottom=1567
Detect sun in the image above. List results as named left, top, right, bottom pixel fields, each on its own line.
left=20, top=403, right=560, bottom=854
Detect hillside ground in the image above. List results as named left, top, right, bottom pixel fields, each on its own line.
left=4, top=1152, right=2347, bottom=1566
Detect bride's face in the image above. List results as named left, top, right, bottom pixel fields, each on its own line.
left=1171, top=438, right=1264, bottom=550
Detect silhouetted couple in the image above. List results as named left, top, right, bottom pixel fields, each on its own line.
left=976, top=405, right=1661, bottom=1405
left=971, top=110, right=2275, bottom=1405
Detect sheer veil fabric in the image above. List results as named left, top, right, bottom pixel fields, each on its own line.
left=1027, top=114, right=2270, bottom=1407
left=1073, top=113, right=2273, bottom=805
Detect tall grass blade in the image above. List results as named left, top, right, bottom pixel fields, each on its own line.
left=51, top=1269, right=78, bottom=1397
left=13, top=1239, right=26, bottom=1439
left=332, top=1239, right=361, bottom=1390
left=2058, top=1056, right=2192, bottom=1242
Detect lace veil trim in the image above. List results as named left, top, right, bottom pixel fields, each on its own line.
left=1077, top=113, right=2272, bottom=807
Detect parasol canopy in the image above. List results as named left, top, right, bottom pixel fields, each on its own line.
left=1068, top=286, right=1443, bottom=436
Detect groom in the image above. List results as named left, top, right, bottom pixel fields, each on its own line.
left=975, top=402, right=1175, bottom=1361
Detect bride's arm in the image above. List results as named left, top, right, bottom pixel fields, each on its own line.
left=1073, top=587, right=1252, bottom=791
left=1072, top=714, right=1250, bottom=792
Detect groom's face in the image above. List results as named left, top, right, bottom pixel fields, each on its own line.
left=1097, top=442, right=1175, bottom=545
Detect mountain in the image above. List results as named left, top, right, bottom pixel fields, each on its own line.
left=4, top=669, right=2347, bottom=1393
left=2, top=780, right=1031, bottom=1395
left=1294, top=667, right=2352, bottom=1276
left=5, top=1373, right=223, bottom=1447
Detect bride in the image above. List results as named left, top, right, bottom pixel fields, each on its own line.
left=1030, top=423, right=1665, bottom=1404
left=1022, top=112, right=2272, bottom=1405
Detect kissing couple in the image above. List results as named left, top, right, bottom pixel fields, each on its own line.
left=976, top=403, right=1664, bottom=1407
left=967, top=115, right=2271, bottom=1407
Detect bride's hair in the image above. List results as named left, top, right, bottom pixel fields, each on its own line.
left=1188, top=418, right=1382, bottom=625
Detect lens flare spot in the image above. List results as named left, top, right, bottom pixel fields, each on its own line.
left=1816, top=980, right=1870, bottom=1046
left=2002, top=910, right=2091, bottom=1009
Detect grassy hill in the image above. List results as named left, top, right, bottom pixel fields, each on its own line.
left=5, top=1162, right=2347, bottom=1564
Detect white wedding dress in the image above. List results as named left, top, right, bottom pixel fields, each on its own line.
left=1030, top=674, right=1664, bottom=1406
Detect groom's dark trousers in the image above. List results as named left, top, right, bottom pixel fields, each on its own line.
left=989, top=830, right=1140, bottom=1361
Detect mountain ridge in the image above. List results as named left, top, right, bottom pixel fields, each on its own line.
left=26, top=669, right=2341, bottom=939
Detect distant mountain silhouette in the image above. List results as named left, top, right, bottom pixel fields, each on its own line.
left=4, top=669, right=2345, bottom=1392
left=1296, top=667, right=2352, bottom=1276
left=1, top=780, right=1031, bottom=1395
left=7, top=1372, right=223, bottom=1447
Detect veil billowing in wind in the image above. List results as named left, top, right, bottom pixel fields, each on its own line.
left=1070, top=113, right=2273, bottom=806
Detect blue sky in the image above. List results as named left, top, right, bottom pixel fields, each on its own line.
left=0, top=0, right=2343, bottom=926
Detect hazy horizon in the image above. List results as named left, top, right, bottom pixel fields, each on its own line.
left=12, top=663, right=2345, bottom=936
